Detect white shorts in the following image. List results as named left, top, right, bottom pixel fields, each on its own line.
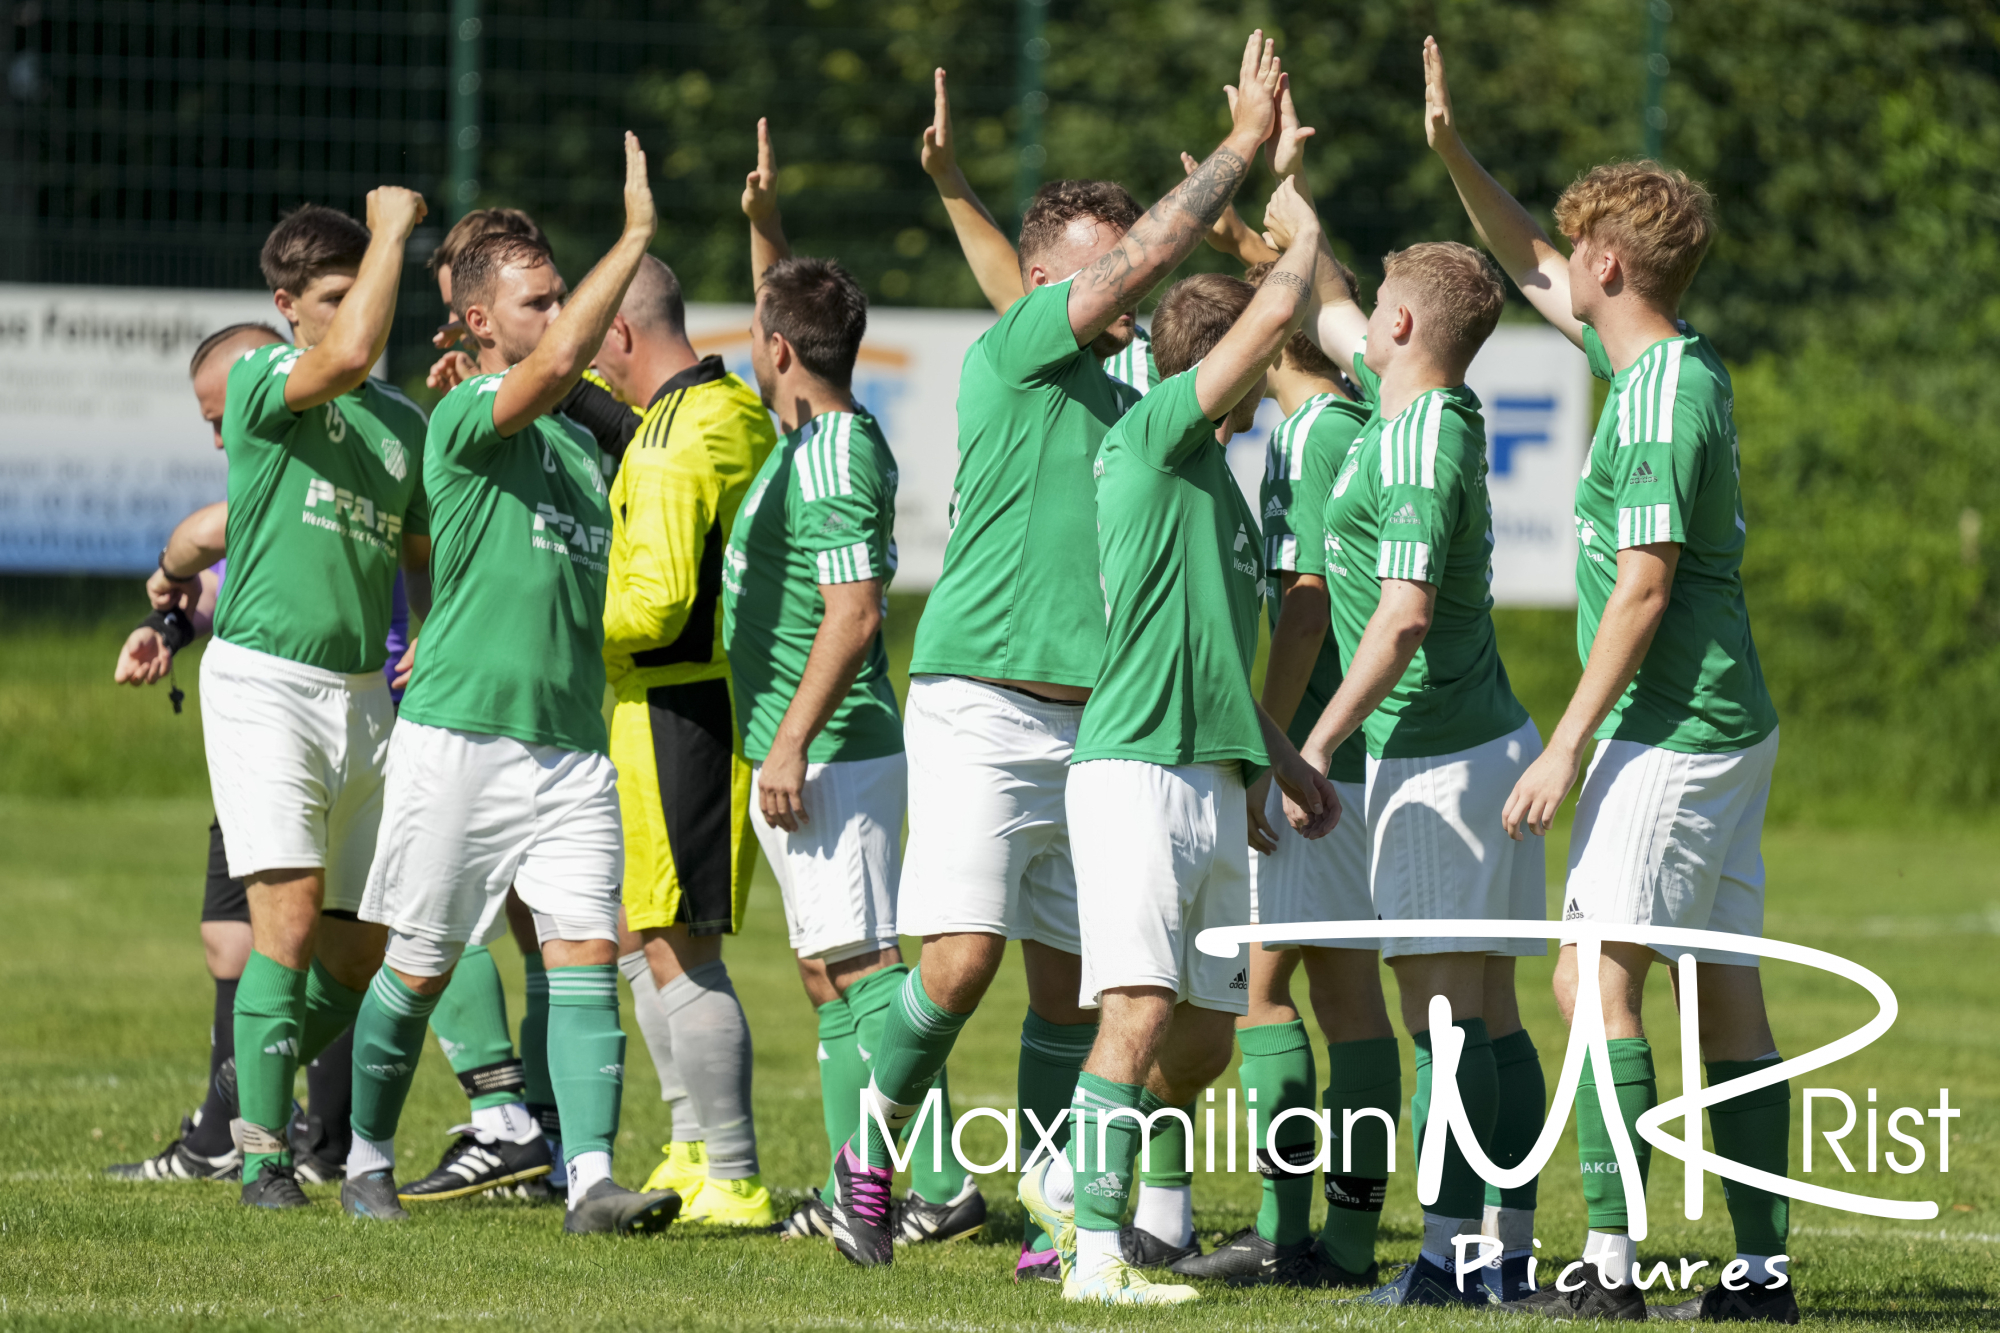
left=1251, top=778, right=1374, bottom=951
left=199, top=637, right=394, bottom=912
left=1069, top=759, right=1252, bottom=1015
left=360, top=720, right=623, bottom=976
left=1366, top=718, right=1548, bottom=960
left=896, top=675, right=1082, bottom=954
left=750, top=752, right=906, bottom=964
left=1562, top=729, right=1778, bottom=967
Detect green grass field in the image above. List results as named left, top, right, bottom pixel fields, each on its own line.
left=1, top=592, right=1996, bottom=1328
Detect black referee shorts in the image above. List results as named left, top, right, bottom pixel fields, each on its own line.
left=202, top=816, right=250, bottom=924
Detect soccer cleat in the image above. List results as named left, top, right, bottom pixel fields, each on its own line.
left=1502, top=1261, right=1646, bottom=1320
left=680, top=1173, right=776, bottom=1227
left=1348, top=1254, right=1491, bottom=1307
left=504, top=1176, right=566, bottom=1205
left=287, top=1104, right=347, bottom=1185
left=239, top=1159, right=312, bottom=1210
left=561, top=1178, right=680, bottom=1236
left=828, top=1143, right=895, bottom=1267
left=1016, top=1155, right=1078, bottom=1282
left=773, top=1188, right=836, bottom=1240
left=1063, top=1257, right=1201, bottom=1305
left=1119, top=1223, right=1201, bottom=1270
left=105, top=1116, right=242, bottom=1182
left=341, top=1168, right=409, bottom=1221
left=1484, top=1253, right=1536, bottom=1303
left=642, top=1139, right=707, bottom=1202
left=1653, top=1279, right=1801, bottom=1324
left=1236, top=1240, right=1378, bottom=1290
left=1016, top=1246, right=1063, bottom=1283
left=397, top=1125, right=552, bottom=1202
left=1169, top=1225, right=1297, bottom=1280
left=891, top=1177, right=986, bottom=1245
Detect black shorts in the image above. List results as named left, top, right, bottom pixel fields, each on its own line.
left=202, top=817, right=250, bottom=924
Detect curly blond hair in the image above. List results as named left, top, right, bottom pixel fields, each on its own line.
left=1554, top=160, right=1716, bottom=305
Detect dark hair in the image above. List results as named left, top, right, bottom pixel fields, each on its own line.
left=1243, top=260, right=1337, bottom=379
left=757, top=256, right=868, bottom=387
left=1150, top=272, right=1256, bottom=380
left=450, top=232, right=556, bottom=319
left=188, top=322, right=286, bottom=379
left=1017, top=179, right=1142, bottom=278
left=623, top=255, right=686, bottom=337
left=429, top=207, right=547, bottom=277
left=259, top=204, right=370, bottom=294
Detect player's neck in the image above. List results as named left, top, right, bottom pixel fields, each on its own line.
left=773, top=375, right=855, bottom=434
left=1269, top=368, right=1346, bottom=417
left=474, top=342, right=514, bottom=376
left=1589, top=296, right=1683, bottom=375
left=632, top=337, right=702, bottom=406
left=1374, top=352, right=1460, bottom=423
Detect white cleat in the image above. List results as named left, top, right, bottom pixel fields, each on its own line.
left=1063, top=1256, right=1201, bottom=1305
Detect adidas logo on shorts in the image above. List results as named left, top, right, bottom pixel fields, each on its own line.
left=1564, top=897, right=1584, bottom=921
left=1230, top=970, right=1248, bottom=991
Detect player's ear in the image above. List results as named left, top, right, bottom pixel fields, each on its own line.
left=770, top=330, right=793, bottom=374
left=1393, top=302, right=1415, bottom=343
left=272, top=289, right=298, bottom=326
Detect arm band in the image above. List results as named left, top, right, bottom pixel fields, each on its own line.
left=141, top=608, right=197, bottom=653
left=554, top=377, right=642, bottom=465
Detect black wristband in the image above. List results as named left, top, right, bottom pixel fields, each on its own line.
left=157, top=547, right=200, bottom=584
left=141, top=607, right=196, bottom=653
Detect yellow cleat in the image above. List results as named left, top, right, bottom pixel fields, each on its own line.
left=679, top=1172, right=776, bottom=1227
left=1016, top=1155, right=1078, bottom=1283
left=642, top=1140, right=707, bottom=1202
left=1064, top=1257, right=1201, bottom=1305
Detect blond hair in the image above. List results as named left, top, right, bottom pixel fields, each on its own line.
left=1380, top=241, right=1505, bottom=365
left=1554, top=160, right=1715, bottom=305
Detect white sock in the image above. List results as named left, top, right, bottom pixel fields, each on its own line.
left=1584, top=1230, right=1636, bottom=1284
left=1045, top=1151, right=1075, bottom=1210
left=1421, top=1212, right=1478, bottom=1270
left=470, top=1101, right=541, bottom=1143
left=347, top=1133, right=394, bottom=1176
left=1132, top=1183, right=1193, bottom=1248
left=546, top=1138, right=567, bottom=1186
left=1074, top=1225, right=1122, bottom=1281
left=1484, top=1203, right=1536, bottom=1257
left=565, top=1149, right=611, bottom=1206
left=1739, top=1253, right=1776, bottom=1284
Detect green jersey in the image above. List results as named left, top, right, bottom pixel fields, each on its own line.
left=1576, top=325, right=1776, bottom=752
left=213, top=343, right=429, bottom=673
left=722, top=408, right=902, bottom=765
left=1100, top=323, right=1159, bottom=396
left=1323, top=356, right=1528, bottom=759
left=1074, top=368, right=1268, bottom=776
left=399, top=372, right=614, bottom=753
left=911, top=278, right=1141, bottom=687
left=1263, top=391, right=1370, bottom=784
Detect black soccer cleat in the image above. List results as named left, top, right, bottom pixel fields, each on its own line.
left=287, top=1102, right=347, bottom=1185
left=891, top=1178, right=987, bottom=1245
left=828, top=1143, right=895, bottom=1267
left=341, top=1168, right=409, bottom=1221
left=504, top=1175, right=567, bottom=1205
left=773, top=1188, right=836, bottom=1240
left=1348, top=1254, right=1491, bottom=1308
left=1118, top=1223, right=1201, bottom=1270
left=398, top=1126, right=552, bottom=1202
left=105, top=1116, right=242, bottom=1182
left=1170, top=1226, right=1295, bottom=1280
left=1502, top=1260, right=1646, bottom=1320
left=1227, top=1237, right=1378, bottom=1290
left=1654, top=1279, right=1801, bottom=1324
left=239, top=1159, right=312, bottom=1210
left=561, top=1178, right=679, bottom=1236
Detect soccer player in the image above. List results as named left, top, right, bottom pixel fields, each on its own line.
left=739, top=123, right=978, bottom=1254
left=1424, top=38, right=1792, bottom=1323
left=594, top=251, right=777, bottom=1226
left=850, top=32, right=1286, bottom=1283
left=1271, top=198, right=1548, bottom=1304
left=158, top=192, right=432, bottom=1210
left=1024, top=179, right=1339, bottom=1307
left=342, top=134, right=676, bottom=1236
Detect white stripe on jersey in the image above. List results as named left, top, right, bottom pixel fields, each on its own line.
left=1269, top=532, right=1299, bottom=571
left=795, top=413, right=858, bottom=503
left=1379, top=393, right=1441, bottom=488
left=1617, top=502, right=1673, bottom=547
left=1618, top=340, right=1685, bottom=448
left=1377, top=540, right=1431, bottom=581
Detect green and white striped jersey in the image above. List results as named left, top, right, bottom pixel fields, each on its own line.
left=1099, top=323, right=1159, bottom=395
left=722, top=408, right=903, bottom=764
left=1575, top=325, right=1775, bottom=752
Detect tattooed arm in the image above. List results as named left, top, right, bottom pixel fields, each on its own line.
left=1065, top=30, right=1284, bottom=347
left=1193, top=178, right=1320, bottom=420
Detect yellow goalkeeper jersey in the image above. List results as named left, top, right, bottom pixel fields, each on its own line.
left=603, top=356, right=778, bottom=695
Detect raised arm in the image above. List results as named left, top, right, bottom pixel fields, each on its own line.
left=1193, top=177, right=1319, bottom=419
left=283, top=187, right=427, bottom=411
left=1182, top=152, right=1279, bottom=267
left=922, top=69, right=1025, bottom=314
left=1263, top=196, right=1368, bottom=382
left=1424, top=36, right=1583, bottom=347
left=1066, top=31, right=1283, bottom=346
left=742, top=119, right=792, bottom=289
left=492, top=133, right=656, bottom=437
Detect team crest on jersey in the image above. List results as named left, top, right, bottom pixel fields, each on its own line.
left=379, top=437, right=408, bottom=481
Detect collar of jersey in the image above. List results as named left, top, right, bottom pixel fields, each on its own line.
left=647, top=354, right=728, bottom=407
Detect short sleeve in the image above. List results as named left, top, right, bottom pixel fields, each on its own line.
left=1348, top=344, right=1382, bottom=402
left=224, top=344, right=302, bottom=440
left=1610, top=342, right=1698, bottom=549
left=1118, top=369, right=1209, bottom=471
left=1373, top=394, right=1461, bottom=585
left=403, top=477, right=431, bottom=539
left=1582, top=325, right=1615, bottom=381
left=792, top=416, right=892, bottom=585
left=984, top=278, right=1086, bottom=385
left=1264, top=402, right=1339, bottom=577
left=433, top=376, right=510, bottom=467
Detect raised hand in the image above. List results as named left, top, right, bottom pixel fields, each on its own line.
left=742, top=117, right=778, bottom=222
left=920, top=68, right=958, bottom=180
left=1224, top=31, right=1282, bottom=150
left=1423, top=35, right=1459, bottom=150
left=1267, top=75, right=1316, bottom=184
left=364, top=185, right=428, bottom=241
left=1260, top=174, right=1320, bottom=253
left=622, top=130, right=656, bottom=240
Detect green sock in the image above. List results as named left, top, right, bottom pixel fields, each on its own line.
left=840, top=964, right=909, bottom=1173
left=904, top=1064, right=967, bottom=1204
left=1577, top=1037, right=1657, bottom=1230
left=1137, top=1088, right=1194, bottom=1190
left=1238, top=1020, right=1316, bottom=1245
left=1412, top=1018, right=1496, bottom=1220
left=1320, top=1036, right=1401, bottom=1273
left=816, top=997, right=865, bottom=1195
left=848, top=966, right=971, bottom=1177
left=1071, top=1071, right=1144, bottom=1235
left=299, top=957, right=365, bottom=1063
left=1019, top=1010, right=1097, bottom=1252
left=350, top=967, right=442, bottom=1145
left=545, top=965, right=624, bottom=1161
left=1706, top=1056, right=1790, bottom=1257
left=519, top=951, right=556, bottom=1135
left=1484, top=1027, right=1546, bottom=1212
left=233, top=950, right=308, bottom=1178
left=428, top=945, right=523, bottom=1111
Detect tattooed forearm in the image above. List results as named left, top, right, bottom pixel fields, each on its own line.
left=1072, top=145, right=1253, bottom=325
left=1262, top=269, right=1311, bottom=299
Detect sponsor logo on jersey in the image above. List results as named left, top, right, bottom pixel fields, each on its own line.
left=1325, top=533, right=1349, bottom=578
left=532, top=503, right=612, bottom=567
left=304, top=477, right=403, bottom=549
